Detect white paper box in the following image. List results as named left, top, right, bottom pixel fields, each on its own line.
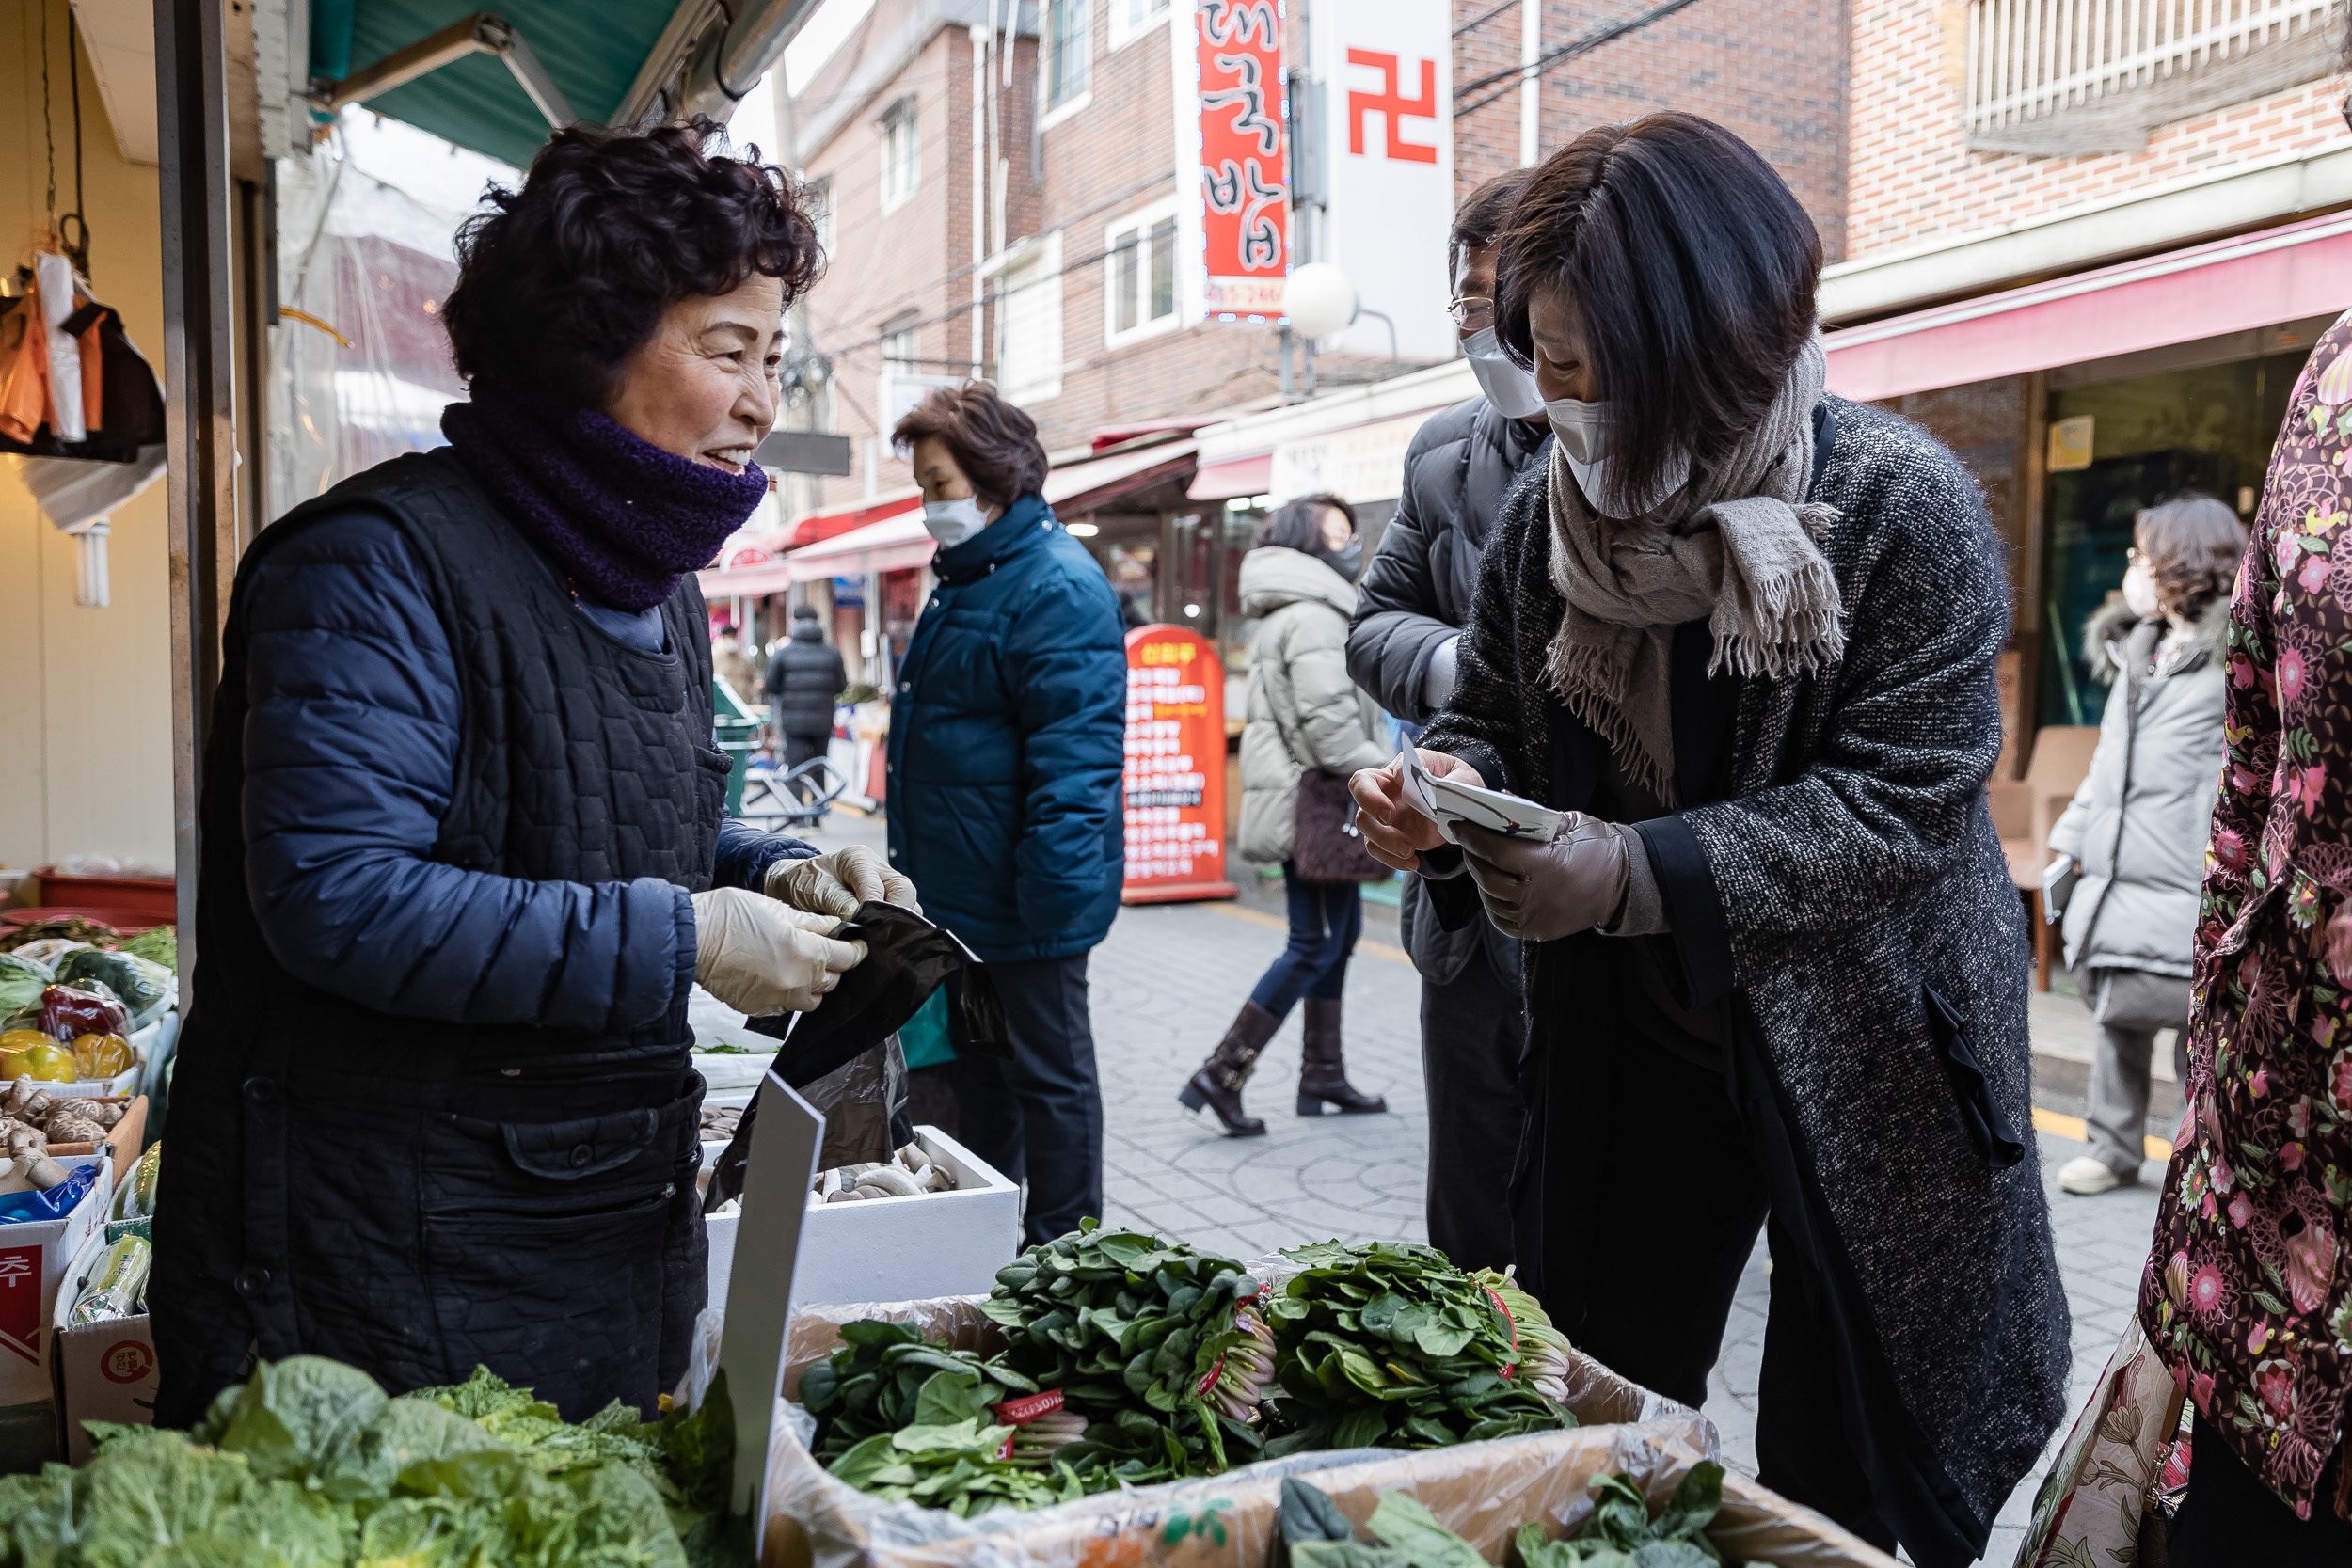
left=0, top=1159, right=113, bottom=1466
left=52, top=1230, right=155, bottom=1463
left=706, top=1125, right=1018, bottom=1308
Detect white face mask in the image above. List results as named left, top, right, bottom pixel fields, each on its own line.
left=1544, top=395, right=1689, bottom=517
left=1461, top=325, right=1546, bottom=420
left=922, top=496, right=992, bottom=547
left=2122, top=560, right=2162, bottom=622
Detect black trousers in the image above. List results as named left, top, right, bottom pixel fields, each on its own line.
left=781, top=731, right=829, bottom=769
left=949, top=953, right=1105, bottom=1247
left=1547, top=1037, right=1897, bottom=1553
left=1420, top=941, right=1526, bottom=1273
left=2169, top=1411, right=2352, bottom=1565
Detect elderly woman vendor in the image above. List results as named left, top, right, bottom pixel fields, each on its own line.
left=151, top=121, right=910, bottom=1423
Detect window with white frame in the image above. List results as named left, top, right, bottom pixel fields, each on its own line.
left=806, top=176, right=834, bottom=255
left=880, top=99, right=919, bottom=210
left=1043, top=0, right=1089, bottom=113
left=995, top=233, right=1065, bottom=405
left=1108, top=0, right=1168, bottom=50
left=1104, top=199, right=1180, bottom=345
left=881, top=312, right=919, bottom=375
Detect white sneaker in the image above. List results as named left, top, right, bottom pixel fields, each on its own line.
left=2059, top=1155, right=2129, bottom=1196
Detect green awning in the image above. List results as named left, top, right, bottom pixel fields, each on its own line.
left=310, top=0, right=686, bottom=167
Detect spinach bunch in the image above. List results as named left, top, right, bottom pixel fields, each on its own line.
left=1517, top=1464, right=1733, bottom=1567
left=797, top=1321, right=1040, bottom=1464
left=1261, top=1242, right=1575, bottom=1454
left=982, top=1220, right=1273, bottom=1477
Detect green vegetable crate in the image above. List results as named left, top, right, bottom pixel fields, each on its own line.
left=759, top=1296, right=1902, bottom=1568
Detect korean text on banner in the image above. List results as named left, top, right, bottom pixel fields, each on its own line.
left=1122, top=625, right=1238, bottom=902
left=1196, top=0, right=1289, bottom=318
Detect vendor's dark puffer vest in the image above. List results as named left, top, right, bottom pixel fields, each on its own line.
left=152, top=448, right=721, bottom=1426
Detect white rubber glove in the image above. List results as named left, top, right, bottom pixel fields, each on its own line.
left=1456, top=815, right=1636, bottom=942
left=764, top=844, right=922, bottom=921
left=691, top=886, right=866, bottom=1016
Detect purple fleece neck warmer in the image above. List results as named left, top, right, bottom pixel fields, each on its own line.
left=441, top=384, right=770, bottom=612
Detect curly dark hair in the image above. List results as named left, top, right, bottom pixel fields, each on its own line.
left=891, top=383, right=1049, bottom=511
left=1494, top=113, right=1821, bottom=513
left=441, top=117, right=823, bottom=410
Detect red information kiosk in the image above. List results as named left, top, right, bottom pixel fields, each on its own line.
left=1120, top=625, right=1237, bottom=903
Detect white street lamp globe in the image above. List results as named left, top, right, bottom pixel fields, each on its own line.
left=1282, top=263, right=1357, bottom=339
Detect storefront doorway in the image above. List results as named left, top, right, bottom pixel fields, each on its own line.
left=2037, top=340, right=2312, bottom=727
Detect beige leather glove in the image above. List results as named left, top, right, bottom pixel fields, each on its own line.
left=1456, top=816, right=1635, bottom=942
left=764, top=845, right=921, bottom=921
left=691, top=887, right=866, bottom=1016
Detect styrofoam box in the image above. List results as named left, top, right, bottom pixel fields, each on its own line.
left=705, top=1124, right=1019, bottom=1308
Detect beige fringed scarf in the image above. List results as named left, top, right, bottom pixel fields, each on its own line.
left=1544, top=329, right=1844, bottom=806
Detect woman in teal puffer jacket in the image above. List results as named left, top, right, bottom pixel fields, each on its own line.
left=885, top=384, right=1127, bottom=1245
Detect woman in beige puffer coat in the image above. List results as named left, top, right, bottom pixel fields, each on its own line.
left=1180, top=494, right=1391, bottom=1136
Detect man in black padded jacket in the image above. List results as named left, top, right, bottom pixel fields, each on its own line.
left=1344, top=169, right=1545, bottom=1271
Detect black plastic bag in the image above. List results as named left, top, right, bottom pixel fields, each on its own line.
left=745, top=901, right=1009, bottom=1088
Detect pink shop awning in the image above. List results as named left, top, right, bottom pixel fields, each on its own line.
left=1824, top=212, right=2352, bottom=403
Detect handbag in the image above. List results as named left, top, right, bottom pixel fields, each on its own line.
left=2017, top=1314, right=2191, bottom=1568
left=1292, top=767, right=1388, bottom=882
left=1256, top=659, right=1388, bottom=883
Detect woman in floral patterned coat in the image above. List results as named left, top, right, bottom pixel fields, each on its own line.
left=2138, top=309, right=2352, bottom=1560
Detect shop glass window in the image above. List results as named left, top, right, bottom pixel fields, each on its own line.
left=1046, top=0, right=1089, bottom=109
left=2038, top=347, right=2307, bottom=728
left=881, top=101, right=919, bottom=209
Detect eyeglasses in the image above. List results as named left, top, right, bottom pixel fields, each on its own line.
left=1445, top=295, right=1495, bottom=331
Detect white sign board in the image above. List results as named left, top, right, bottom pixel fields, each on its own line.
left=714, top=1071, right=825, bottom=1536
left=1313, top=0, right=1454, bottom=362
left=1268, top=410, right=1440, bottom=504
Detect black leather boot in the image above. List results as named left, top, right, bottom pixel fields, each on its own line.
left=1179, top=1001, right=1279, bottom=1136
left=1297, top=998, right=1387, bottom=1115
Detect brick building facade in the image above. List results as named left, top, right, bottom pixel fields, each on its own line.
left=1450, top=0, right=1851, bottom=261
left=1821, top=0, right=2352, bottom=764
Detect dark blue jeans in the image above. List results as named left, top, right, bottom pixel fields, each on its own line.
left=1247, top=864, right=1363, bottom=1021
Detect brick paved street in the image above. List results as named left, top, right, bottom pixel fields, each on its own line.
left=803, top=811, right=2174, bottom=1564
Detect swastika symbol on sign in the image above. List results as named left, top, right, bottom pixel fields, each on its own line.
left=1343, top=49, right=1438, bottom=165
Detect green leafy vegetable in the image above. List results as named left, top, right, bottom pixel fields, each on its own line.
left=983, top=1220, right=1274, bottom=1480
left=0, top=1356, right=750, bottom=1568
left=1260, top=1243, right=1575, bottom=1454
left=0, top=954, right=51, bottom=1025
left=119, top=925, right=178, bottom=973
left=1516, top=1464, right=1728, bottom=1567
left=56, top=947, right=173, bottom=1027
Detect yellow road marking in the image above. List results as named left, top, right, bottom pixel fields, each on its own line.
left=2033, top=1105, right=2172, bottom=1162
left=1200, top=898, right=1415, bottom=968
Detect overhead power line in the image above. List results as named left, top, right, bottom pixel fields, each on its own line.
left=1454, top=0, right=1707, bottom=118
left=1453, top=0, right=1522, bottom=39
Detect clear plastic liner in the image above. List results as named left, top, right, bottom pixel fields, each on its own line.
left=748, top=1294, right=1876, bottom=1568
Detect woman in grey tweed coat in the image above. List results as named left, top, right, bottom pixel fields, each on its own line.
left=1352, top=116, right=2066, bottom=1566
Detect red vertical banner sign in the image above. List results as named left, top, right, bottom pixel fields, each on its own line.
left=1197, top=0, right=1288, bottom=318
left=1122, top=625, right=1237, bottom=903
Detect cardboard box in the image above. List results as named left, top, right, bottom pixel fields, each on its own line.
left=707, top=1125, right=1019, bottom=1309
left=758, top=1294, right=1898, bottom=1568
left=0, top=1157, right=113, bottom=1469
left=41, top=1096, right=146, bottom=1186
left=51, top=1230, right=153, bottom=1464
